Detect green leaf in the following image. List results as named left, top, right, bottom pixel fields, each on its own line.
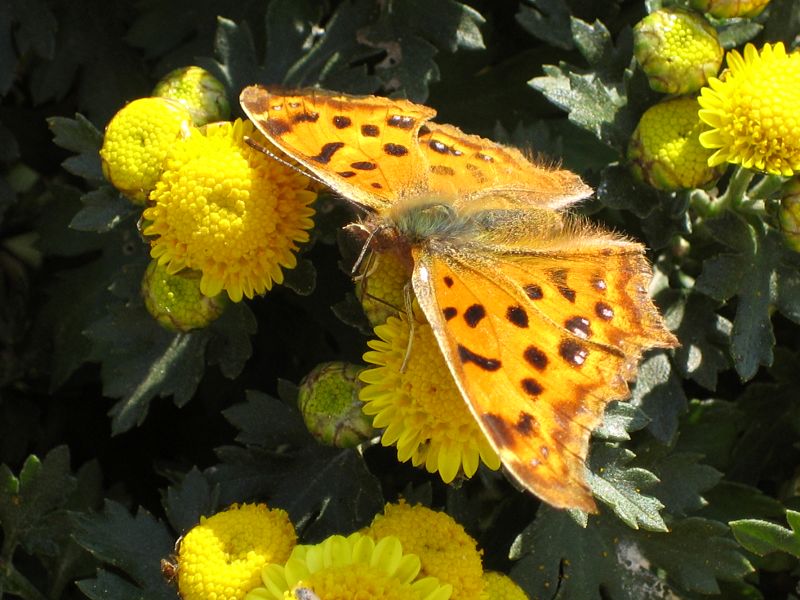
left=48, top=114, right=104, bottom=182
left=282, top=257, right=317, bottom=296
left=31, top=0, right=149, bottom=123
left=696, top=215, right=797, bottom=380
left=531, top=65, right=628, bottom=151
left=72, top=500, right=174, bottom=600
left=662, top=292, right=732, bottom=391
left=639, top=518, right=753, bottom=594
left=261, top=0, right=325, bottom=85
left=88, top=307, right=210, bottom=434
left=0, top=446, right=76, bottom=555
left=511, top=508, right=752, bottom=598
left=163, top=468, right=218, bottom=536
left=69, top=187, right=137, bottom=233
left=10, top=0, right=57, bottom=60
left=594, top=401, right=650, bottom=442
left=647, top=451, right=722, bottom=516
left=630, top=352, right=687, bottom=444
left=596, top=164, right=664, bottom=219
left=210, top=17, right=264, bottom=103
left=588, top=444, right=666, bottom=531
left=731, top=511, right=800, bottom=558
left=355, top=0, right=485, bottom=101
left=212, top=392, right=383, bottom=540
left=516, top=0, right=573, bottom=50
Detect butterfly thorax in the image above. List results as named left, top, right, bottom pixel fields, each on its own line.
left=387, top=198, right=480, bottom=245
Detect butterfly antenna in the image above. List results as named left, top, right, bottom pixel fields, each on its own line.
left=399, top=283, right=416, bottom=374
left=243, top=136, right=328, bottom=187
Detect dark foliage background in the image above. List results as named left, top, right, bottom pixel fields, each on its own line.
left=2, top=0, right=800, bottom=598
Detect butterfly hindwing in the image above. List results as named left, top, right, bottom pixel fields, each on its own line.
left=419, top=122, right=592, bottom=209
left=412, top=231, right=676, bottom=511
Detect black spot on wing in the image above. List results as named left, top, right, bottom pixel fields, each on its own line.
left=559, top=286, right=577, bottom=303
left=559, top=339, right=588, bottom=367
left=351, top=161, right=377, bottom=170
left=458, top=344, right=501, bottom=371
left=430, top=165, right=455, bottom=176
left=338, top=171, right=356, bottom=178
left=483, top=413, right=515, bottom=448
left=333, top=115, right=351, bottom=128
left=429, top=139, right=448, bottom=154
left=293, top=112, right=319, bottom=123
left=388, top=115, right=415, bottom=129
left=384, top=143, right=409, bottom=157
left=443, top=307, right=457, bottom=321
left=516, top=412, right=538, bottom=435
left=361, top=124, right=380, bottom=137
left=565, top=316, right=592, bottom=339
left=443, top=276, right=454, bottom=287
left=521, top=378, right=543, bottom=396
left=596, top=302, right=614, bottom=320
left=265, top=118, right=291, bottom=136
left=463, top=304, right=486, bottom=328
left=311, top=142, right=344, bottom=164
left=524, top=284, right=543, bottom=300
left=506, top=305, right=529, bottom=328
left=523, top=346, right=548, bottom=371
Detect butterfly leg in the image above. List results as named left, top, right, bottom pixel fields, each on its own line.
left=399, top=282, right=417, bottom=374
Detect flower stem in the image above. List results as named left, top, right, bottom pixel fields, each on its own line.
left=748, top=173, right=786, bottom=199
left=0, top=559, right=49, bottom=600
left=708, top=166, right=754, bottom=216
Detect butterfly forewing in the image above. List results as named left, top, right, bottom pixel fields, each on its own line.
left=240, top=86, right=435, bottom=211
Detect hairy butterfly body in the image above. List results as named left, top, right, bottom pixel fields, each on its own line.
left=241, top=85, right=677, bottom=512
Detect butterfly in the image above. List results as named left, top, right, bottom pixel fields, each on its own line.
left=240, top=86, right=678, bottom=512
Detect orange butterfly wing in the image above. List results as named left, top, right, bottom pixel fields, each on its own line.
left=418, top=122, right=591, bottom=209
left=240, top=86, right=433, bottom=211
left=411, top=227, right=676, bottom=511
left=241, top=86, right=591, bottom=212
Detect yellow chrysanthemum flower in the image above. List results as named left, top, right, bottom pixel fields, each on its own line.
left=100, top=97, right=193, bottom=204
left=143, top=119, right=316, bottom=301
left=690, top=0, right=771, bottom=18
left=360, top=311, right=501, bottom=483
left=628, top=96, right=723, bottom=190
left=633, top=8, right=723, bottom=95
left=153, top=66, right=230, bottom=126
left=246, top=532, right=452, bottom=600
left=141, top=260, right=228, bottom=331
left=177, top=503, right=297, bottom=600
left=481, top=572, right=529, bottom=600
left=699, top=42, right=800, bottom=176
left=355, top=250, right=411, bottom=326
left=366, top=502, right=485, bottom=600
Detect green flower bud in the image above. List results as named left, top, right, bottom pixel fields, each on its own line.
left=153, top=66, right=230, bottom=126
left=142, top=260, right=228, bottom=331
left=690, top=0, right=771, bottom=18
left=779, top=179, right=800, bottom=252
left=628, top=96, right=724, bottom=191
left=634, top=8, right=723, bottom=95
left=100, top=97, right=193, bottom=204
left=297, top=362, right=376, bottom=448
